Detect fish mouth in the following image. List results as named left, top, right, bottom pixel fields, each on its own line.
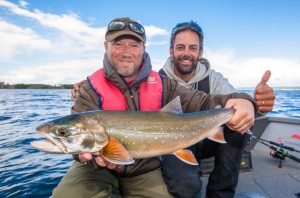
left=31, top=140, right=64, bottom=154
left=35, top=122, right=69, bottom=154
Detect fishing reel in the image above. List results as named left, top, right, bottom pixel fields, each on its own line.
left=270, top=149, right=285, bottom=160
left=250, top=135, right=300, bottom=168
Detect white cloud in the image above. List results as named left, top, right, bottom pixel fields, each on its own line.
left=19, top=0, right=29, bottom=8
left=0, top=20, right=53, bottom=59
left=1, top=57, right=102, bottom=85
left=144, top=25, right=169, bottom=39
left=205, top=48, right=300, bottom=88
left=0, top=0, right=106, bottom=57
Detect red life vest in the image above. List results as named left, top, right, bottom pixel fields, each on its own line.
left=88, top=68, right=163, bottom=111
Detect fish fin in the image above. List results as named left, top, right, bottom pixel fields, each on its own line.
left=160, top=96, right=183, bottom=114
left=174, top=149, right=198, bottom=165
left=99, top=137, right=135, bottom=165
left=208, top=127, right=227, bottom=144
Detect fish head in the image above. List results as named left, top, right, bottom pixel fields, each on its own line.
left=34, top=112, right=109, bottom=154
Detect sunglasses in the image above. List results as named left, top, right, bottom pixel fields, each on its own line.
left=172, top=25, right=203, bottom=36
left=107, top=20, right=146, bottom=38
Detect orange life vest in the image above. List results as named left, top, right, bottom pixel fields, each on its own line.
left=88, top=68, right=163, bottom=111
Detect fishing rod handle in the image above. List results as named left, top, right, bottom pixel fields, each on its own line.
left=288, top=154, right=300, bottom=163
left=270, top=141, right=295, bottom=151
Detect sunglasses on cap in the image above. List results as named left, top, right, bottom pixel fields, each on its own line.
left=107, top=20, right=146, bottom=37
left=172, top=23, right=203, bottom=37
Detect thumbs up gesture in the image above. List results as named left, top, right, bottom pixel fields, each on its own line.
left=254, top=70, right=275, bottom=113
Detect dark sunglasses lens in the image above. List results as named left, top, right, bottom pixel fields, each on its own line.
left=129, top=22, right=145, bottom=34
left=108, top=21, right=125, bottom=31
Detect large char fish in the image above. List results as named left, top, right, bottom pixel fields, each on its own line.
left=31, top=96, right=234, bottom=165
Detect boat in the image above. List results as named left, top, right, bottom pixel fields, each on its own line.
left=199, top=116, right=300, bottom=198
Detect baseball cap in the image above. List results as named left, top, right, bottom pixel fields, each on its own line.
left=105, top=17, right=146, bottom=43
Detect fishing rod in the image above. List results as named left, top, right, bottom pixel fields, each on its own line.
left=250, top=135, right=300, bottom=168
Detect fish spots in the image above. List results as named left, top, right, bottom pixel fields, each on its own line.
left=155, top=137, right=158, bottom=140
left=174, top=136, right=178, bottom=140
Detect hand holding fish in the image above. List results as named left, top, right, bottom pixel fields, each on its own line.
left=225, top=98, right=255, bottom=134
left=79, top=153, right=118, bottom=169
left=254, top=70, right=275, bottom=113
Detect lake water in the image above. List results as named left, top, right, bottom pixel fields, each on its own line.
left=0, top=89, right=299, bottom=197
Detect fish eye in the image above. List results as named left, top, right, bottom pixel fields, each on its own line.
left=57, top=127, right=69, bottom=137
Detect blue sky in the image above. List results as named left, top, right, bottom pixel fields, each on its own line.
left=1, top=0, right=300, bottom=88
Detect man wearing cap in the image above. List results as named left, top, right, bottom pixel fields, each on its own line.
left=54, top=17, right=258, bottom=198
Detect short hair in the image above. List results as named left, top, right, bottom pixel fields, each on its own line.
left=170, top=21, right=204, bottom=50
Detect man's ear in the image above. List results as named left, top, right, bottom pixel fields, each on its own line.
left=198, top=49, right=203, bottom=59
left=169, top=48, right=174, bottom=58
left=104, top=41, right=108, bottom=51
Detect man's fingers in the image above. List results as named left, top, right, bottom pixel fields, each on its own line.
left=71, top=89, right=76, bottom=101
left=107, top=162, right=117, bottom=169
left=95, top=156, right=108, bottom=167
left=255, top=91, right=275, bottom=101
left=227, top=115, right=254, bottom=134
left=79, top=153, right=93, bottom=164
left=94, top=156, right=117, bottom=169
left=71, top=80, right=86, bottom=101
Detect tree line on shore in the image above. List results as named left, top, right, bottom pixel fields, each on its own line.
left=0, top=83, right=73, bottom=89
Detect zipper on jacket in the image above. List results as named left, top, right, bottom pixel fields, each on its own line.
left=128, top=88, right=138, bottom=111
left=120, top=76, right=139, bottom=111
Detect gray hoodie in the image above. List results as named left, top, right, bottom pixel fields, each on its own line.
left=162, top=57, right=236, bottom=95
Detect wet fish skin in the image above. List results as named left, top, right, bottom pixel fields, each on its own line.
left=31, top=97, right=234, bottom=165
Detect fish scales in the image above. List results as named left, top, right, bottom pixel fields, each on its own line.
left=81, top=109, right=233, bottom=158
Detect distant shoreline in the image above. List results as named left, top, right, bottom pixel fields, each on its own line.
left=0, top=83, right=73, bottom=89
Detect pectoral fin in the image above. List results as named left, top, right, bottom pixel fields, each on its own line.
left=99, top=137, right=135, bottom=165
left=174, top=149, right=198, bottom=165
left=208, top=127, right=226, bottom=144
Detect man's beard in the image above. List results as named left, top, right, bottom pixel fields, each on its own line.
left=114, top=64, right=139, bottom=78
left=173, top=55, right=198, bottom=75
left=118, top=68, right=137, bottom=77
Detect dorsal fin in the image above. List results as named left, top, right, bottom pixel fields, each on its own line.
left=160, top=96, right=183, bottom=114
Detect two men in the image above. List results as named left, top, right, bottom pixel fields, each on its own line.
left=54, top=17, right=257, bottom=198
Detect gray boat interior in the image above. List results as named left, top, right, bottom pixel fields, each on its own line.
left=200, top=116, right=300, bottom=198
